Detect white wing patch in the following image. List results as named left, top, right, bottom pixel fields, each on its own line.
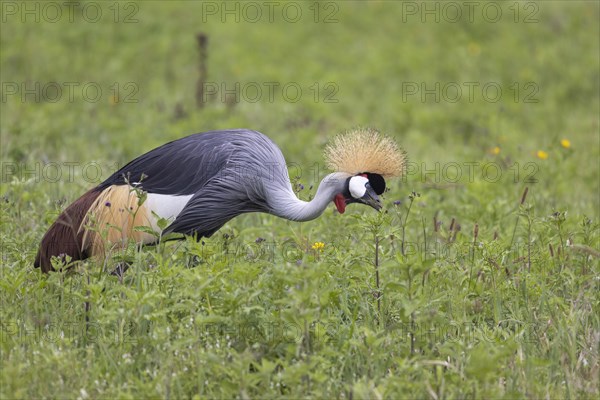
left=145, top=193, right=193, bottom=231
left=349, top=176, right=369, bottom=199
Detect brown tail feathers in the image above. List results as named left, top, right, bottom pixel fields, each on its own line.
left=35, top=189, right=101, bottom=272
left=35, top=185, right=155, bottom=272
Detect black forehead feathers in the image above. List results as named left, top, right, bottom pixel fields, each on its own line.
left=360, top=172, right=386, bottom=195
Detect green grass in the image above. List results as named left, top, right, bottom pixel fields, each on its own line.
left=1, top=1, right=599, bottom=398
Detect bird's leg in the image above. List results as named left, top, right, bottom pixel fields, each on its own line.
left=160, top=235, right=187, bottom=243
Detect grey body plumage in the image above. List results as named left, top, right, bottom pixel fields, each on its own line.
left=160, top=130, right=351, bottom=236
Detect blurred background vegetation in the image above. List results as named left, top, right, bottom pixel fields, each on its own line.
left=2, top=1, right=598, bottom=206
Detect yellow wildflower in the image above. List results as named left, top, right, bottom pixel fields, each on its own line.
left=490, top=146, right=500, bottom=155
left=536, top=150, right=549, bottom=160
left=311, top=242, right=325, bottom=251
left=560, top=139, right=571, bottom=149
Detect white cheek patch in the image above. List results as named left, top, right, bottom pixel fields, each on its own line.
left=349, top=176, right=369, bottom=199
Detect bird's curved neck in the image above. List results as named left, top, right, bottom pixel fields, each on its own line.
left=268, top=173, right=348, bottom=222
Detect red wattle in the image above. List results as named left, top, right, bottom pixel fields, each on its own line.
left=334, top=194, right=346, bottom=214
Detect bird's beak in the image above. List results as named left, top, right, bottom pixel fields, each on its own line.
left=360, top=183, right=382, bottom=211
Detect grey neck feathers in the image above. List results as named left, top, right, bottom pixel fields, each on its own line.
left=267, top=172, right=350, bottom=222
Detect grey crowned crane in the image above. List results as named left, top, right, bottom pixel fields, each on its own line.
left=35, top=128, right=406, bottom=272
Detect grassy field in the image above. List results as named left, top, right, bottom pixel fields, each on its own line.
left=1, top=1, right=599, bottom=398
